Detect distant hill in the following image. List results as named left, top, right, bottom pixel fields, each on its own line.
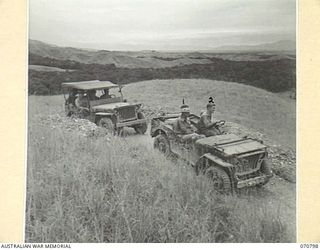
left=29, top=39, right=295, bottom=68
left=28, top=40, right=296, bottom=95
left=212, top=40, right=296, bottom=52
left=29, top=40, right=212, bottom=68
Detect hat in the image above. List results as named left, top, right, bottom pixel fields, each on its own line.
left=180, top=104, right=190, bottom=113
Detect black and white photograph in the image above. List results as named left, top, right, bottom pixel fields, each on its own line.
left=26, top=0, right=296, bottom=243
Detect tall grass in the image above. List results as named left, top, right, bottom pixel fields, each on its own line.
left=26, top=120, right=292, bottom=242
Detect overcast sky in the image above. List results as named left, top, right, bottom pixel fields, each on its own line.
left=29, top=0, right=296, bottom=51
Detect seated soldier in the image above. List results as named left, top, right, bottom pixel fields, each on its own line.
left=99, top=89, right=111, bottom=99
left=174, top=104, right=205, bottom=143
left=197, top=102, right=221, bottom=137
left=67, top=89, right=77, bottom=106
left=75, top=92, right=89, bottom=109
left=88, top=90, right=99, bottom=100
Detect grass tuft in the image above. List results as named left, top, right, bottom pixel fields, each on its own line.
left=26, top=121, right=292, bottom=242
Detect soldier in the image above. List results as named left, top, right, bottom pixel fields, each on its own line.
left=88, top=90, right=98, bottom=100
left=75, top=92, right=88, bottom=108
left=67, top=89, right=77, bottom=106
left=99, top=89, right=111, bottom=99
left=174, top=104, right=204, bottom=142
left=197, top=102, right=222, bottom=137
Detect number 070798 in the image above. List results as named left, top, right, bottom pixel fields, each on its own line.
left=300, top=244, right=319, bottom=248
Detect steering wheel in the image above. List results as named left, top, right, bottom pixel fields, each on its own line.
left=215, top=120, right=225, bottom=127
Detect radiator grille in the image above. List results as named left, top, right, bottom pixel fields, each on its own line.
left=235, top=154, right=261, bottom=174
left=118, top=106, right=136, bottom=121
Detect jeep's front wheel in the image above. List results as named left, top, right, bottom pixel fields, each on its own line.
left=154, top=134, right=171, bottom=157
left=257, top=160, right=273, bottom=186
left=98, top=117, right=115, bottom=134
left=205, top=167, right=231, bottom=193
left=134, top=112, right=147, bottom=134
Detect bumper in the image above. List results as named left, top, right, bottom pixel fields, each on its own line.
left=237, top=175, right=269, bottom=188
left=117, top=118, right=148, bottom=128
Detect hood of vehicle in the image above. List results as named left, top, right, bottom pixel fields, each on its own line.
left=92, top=102, right=136, bottom=112
left=196, top=134, right=266, bottom=156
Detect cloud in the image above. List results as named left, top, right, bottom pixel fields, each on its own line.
left=29, top=0, right=296, bottom=50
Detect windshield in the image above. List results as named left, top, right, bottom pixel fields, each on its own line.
left=93, top=88, right=120, bottom=99
left=66, top=87, right=121, bottom=100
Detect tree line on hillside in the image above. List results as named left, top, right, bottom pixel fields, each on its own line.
left=28, top=53, right=296, bottom=95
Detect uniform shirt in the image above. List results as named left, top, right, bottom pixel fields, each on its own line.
left=197, top=111, right=217, bottom=132
left=175, top=116, right=196, bottom=135
left=75, top=96, right=88, bottom=108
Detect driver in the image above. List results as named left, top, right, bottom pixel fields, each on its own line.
left=197, top=102, right=223, bottom=137
left=174, top=104, right=204, bottom=142
left=88, top=90, right=98, bottom=100
left=67, top=89, right=77, bottom=106
left=75, top=92, right=88, bottom=108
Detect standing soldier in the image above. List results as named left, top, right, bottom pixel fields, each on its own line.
left=197, top=102, right=223, bottom=137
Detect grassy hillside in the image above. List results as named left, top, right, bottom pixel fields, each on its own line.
left=122, top=79, right=295, bottom=149
left=26, top=93, right=294, bottom=242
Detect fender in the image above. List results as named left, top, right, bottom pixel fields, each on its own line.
left=94, top=112, right=115, bottom=124
left=201, top=153, right=233, bottom=168
left=151, top=128, right=168, bottom=138
left=196, top=153, right=233, bottom=174
left=196, top=153, right=235, bottom=189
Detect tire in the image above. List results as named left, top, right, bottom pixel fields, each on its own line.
left=134, top=112, right=148, bottom=134
left=205, top=166, right=231, bottom=193
left=153, top=134, right=171, bottom=158
left=258, top=160, right=273, bottom=186
left=98, top=117, right=115, bottom=134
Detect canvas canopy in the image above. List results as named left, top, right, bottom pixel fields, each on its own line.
left=61, top=80, right=119, bottom=90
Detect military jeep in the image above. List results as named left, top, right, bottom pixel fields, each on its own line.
left=150, top=113, right=273, bottom=192
left=62, top=80, right=147, bottom=134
